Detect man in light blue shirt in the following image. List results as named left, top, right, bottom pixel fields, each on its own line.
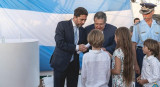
left=132, top=3, right=160, bottom=87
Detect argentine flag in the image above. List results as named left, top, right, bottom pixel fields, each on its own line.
left=0, top=0, right=133, bottom=71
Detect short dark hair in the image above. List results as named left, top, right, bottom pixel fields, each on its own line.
left=74, top=7, right=88, bottom=17
left=94, top=11, right=107, bottom=23
left=144, top=39, right=159, bottom=57
left=134, top=18, right=140, bottom=23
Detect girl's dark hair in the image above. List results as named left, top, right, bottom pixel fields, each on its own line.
left=115, top=27, right=133, bottom=86
left=144, top=39, right=159, bottom=57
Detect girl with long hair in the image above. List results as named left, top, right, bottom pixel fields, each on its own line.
left=111, top=27, right=134, bottom=87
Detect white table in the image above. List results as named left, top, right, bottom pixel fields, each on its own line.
left=0, top=39, right=39, bottom=87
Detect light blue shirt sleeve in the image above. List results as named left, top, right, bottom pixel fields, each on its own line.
left=152, top=24, right=160, bottom=42
left=131, top=25, right=139, bottom=43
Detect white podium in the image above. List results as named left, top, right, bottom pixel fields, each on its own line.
left=0, top=39, right=39, bottom=87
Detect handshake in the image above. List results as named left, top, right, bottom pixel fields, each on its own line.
left=78, top=43, right=90, bottom=54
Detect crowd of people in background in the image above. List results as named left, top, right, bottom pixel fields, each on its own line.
left=50, top=2, right=160, bottom=87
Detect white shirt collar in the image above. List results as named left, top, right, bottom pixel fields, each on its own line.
left=89, top=49, right=103, bottom=54
left=144, top=55, right=154, bottom=60
left=71, top=19, right=77, bottom=27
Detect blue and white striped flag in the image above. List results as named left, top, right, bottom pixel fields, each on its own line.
left=0, top=0, right=133, bottom=71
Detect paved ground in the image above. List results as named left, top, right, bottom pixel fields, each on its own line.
left=40, top=71, right=135, bottom=87
left=40, top=71, right=82, bottom=87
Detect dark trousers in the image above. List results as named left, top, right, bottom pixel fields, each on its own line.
left=135, top=47, right=145, bottom=87
left=54, top=59, right=79, bottom=87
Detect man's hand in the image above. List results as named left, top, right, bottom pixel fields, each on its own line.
left=101, top=47, right=106, bottom=51
left=79, top=44, right=87, bottom=52
left=132, top=42, right=140, bottom=74
left=134, top=63, right=140, bottom=74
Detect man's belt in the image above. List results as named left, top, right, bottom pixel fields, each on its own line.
left=137, top=46, right=142, bottom=49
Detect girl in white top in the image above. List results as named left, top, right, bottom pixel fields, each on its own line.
left=137, top=39, right=160, bottom=87
left=81, top=29, right=111, bottom=87
left=111, top=27, right=134, bottom=87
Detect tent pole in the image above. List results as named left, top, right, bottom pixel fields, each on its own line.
left=130, top=1, right=134, bottom=25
